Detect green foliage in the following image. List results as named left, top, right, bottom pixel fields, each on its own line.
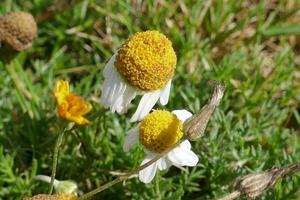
left=0, top=0, right=300, bottom=199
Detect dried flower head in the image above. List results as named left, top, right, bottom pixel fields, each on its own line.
left=53, top=80, right=92, bottom=125
left=184, top=82, right=225, bottom=141
left=235, top=168, right=284, bottom=199
left=0, top=12, right=37, bottom=51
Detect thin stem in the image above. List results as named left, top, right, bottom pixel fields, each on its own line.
left=79, top=141, right=181, bottom=200
left=48, top=131, right=65, bottom=194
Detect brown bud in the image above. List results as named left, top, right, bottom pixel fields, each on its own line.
left=235, top=168, right=284, bottom=199
left=0, top=12, right=37, bottom=51
left=183, top=82, right=225, bottom=141
left=23, top=194, right=77, bottom=200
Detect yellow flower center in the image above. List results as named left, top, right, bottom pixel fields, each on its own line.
left=139, top=110, right=183, bottom=153
left=23, top=194, right=77, bottom=200
left=115, top=30, right=177, bottom=91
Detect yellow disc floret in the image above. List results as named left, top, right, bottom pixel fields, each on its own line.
left=115, top=30, right=177, bottom=91
left=23, top=194, right=77, bottom=200
left=139, top=110, right=183, bottom=153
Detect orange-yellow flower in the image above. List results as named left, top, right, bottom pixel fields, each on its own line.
left=54, top=80, right=92, bottom=125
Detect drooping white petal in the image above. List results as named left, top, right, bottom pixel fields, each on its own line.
left=100, top=64, right=119, bottom=108
left=159, top=80, right=172, bottom=105
left=123, top=126, right=139, bottom=152
left=100, top=70, right=114, bottom=107
left=103, top=53, right=116, bottom=77
left=113, top=83, right=137, bottom=114
left=101, top=53, right=139, bottom=114
left=130, top=90, right=161, bottom=122
left=167, top=140, right=198, bottom=167
left=106, top=68, right=122, bottom=105
left=172, top=110, right=193, bottom=122
left=110, top=78, right=127, bottom=113
left=139, top=154, right=158, bottom=183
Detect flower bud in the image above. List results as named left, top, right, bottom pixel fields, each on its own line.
left=184, top=82, right=224, bottom=141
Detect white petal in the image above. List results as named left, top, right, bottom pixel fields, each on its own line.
left=34, top=175, right=59, bottom=188
left=167, top=141, right=199, bottom=167
left=101, top=55, right=138, bottom=114
left=139, top=154, right=158, bottom=183
left=130, top=90, right=161, bottom=122
left=100, top=66, right=120, bottom=108
left=179, top=139, right=192, bottom=150
left=106, top=69, right=122, bottom=104
left=113, top=83, right=137, bottom=114
left=172, top=110, right=193, bottom=122
left=100, top=72, right=114, bottom=107
left=159, top=80, right=172, bottom=105
left=157, top=157, right=169, bottom=170
left=103, top=53, right=117, bottom=77
left=123, top=126, right=139, bottom=152
left=110, top=79, right=127, bottom=113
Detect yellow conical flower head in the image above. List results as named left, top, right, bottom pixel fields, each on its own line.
left=139, top=110, right=183, bottom=153
left=115, top=31, right=176, bottom=91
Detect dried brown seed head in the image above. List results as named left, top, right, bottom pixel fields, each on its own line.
left=0, top=12, right=37, bottom=51
left=183, top=82, right=225, bottom=141
left=235, top=168, right=284, bottom=199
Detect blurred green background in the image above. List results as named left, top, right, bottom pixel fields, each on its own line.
left=0, top=0, right=300, bottom=199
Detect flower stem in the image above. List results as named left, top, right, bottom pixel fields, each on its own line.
left=48, top=131, right=65, bottom=194
left=78, top=141, right=181, bottom=200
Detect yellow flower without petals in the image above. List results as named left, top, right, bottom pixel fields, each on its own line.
left=54, top=80, right=92, bottom=125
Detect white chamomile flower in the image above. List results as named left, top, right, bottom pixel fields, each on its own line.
left=100, top=30, right=177, bottom=122
left=123, top=109, right=199, bottom=183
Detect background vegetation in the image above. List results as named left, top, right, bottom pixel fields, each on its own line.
left=0, top=0, right=300, bottom=199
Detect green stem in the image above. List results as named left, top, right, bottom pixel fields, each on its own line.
left=78, top=141, right=181, bottom=200
left=78, top=176, right=126, bottom=199
left=48, top=131, right=65, bottom=194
